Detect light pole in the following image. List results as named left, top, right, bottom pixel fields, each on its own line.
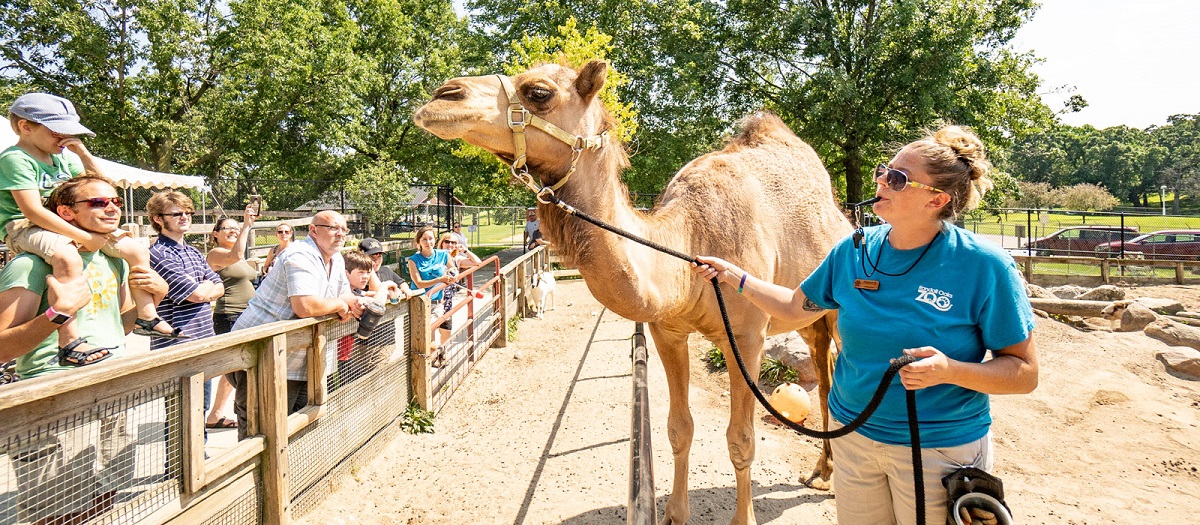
left=1161, top=185, right=1168, bottom=216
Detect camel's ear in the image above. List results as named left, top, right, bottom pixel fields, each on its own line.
left=574, top=60, right=607, bottom=102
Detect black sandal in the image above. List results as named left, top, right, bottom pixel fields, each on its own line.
left=57, top=338, right=115, bottom=367
left=133, top=317, right=189, bottom=339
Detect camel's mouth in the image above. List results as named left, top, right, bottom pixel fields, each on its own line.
left=413, top=104, right=468, bottom=139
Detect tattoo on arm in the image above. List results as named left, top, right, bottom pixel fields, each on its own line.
left=802, top=298, right=823, bottom=312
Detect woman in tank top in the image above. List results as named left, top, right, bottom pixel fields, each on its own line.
left=204, top=207, right=258, bottom=429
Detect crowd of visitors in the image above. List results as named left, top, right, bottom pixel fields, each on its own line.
left=0, top=91, right=496, bottom=523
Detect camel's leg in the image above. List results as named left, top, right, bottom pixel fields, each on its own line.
left=798, top=313, right=837, bottom=490
left=721, top=330, right=765, bottom=525
left=648, top=322, right=694, bottom=525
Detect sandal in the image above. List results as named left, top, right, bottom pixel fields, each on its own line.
left=205, top=417, right=238, bottom=429
left=57, top=338, right=115, bottom=367
left=133, top=317, right=189, bottom=339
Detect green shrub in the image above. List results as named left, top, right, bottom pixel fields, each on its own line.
left=507, top=316, right=520, bottom=341
left=401, top=400, right=435, bottom=434
left=702, top=344, right=726, bottom=371
left=759, top=356, right=799, bottom=385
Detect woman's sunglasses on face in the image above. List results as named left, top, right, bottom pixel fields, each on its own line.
left=874, top=164, right=945, bottom=194
left=276, top=229, right=292, bottom=235
left=73, top=196, right=123, bottom=209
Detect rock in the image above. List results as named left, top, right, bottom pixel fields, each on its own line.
left=1134, top=297, right=1185, bottom=315
left=763, top=332, right=819, bottom=390
left=1145, top=319, right=1200, bottom=351
left=1155, top=347, right=1200, bottom=379
left=1117, top=303, right=1158, bottom=332
left=1075, top=285, right=1125, bottom=301
left=1047, top=285, right=1089, bottom=299
left=1026, top=283, right=1056, bottom=299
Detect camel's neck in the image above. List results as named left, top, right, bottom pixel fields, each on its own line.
left=536, top=142, right=691, bottom=321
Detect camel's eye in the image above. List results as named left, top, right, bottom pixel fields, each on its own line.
left=527, top=87, right=553, bottom=103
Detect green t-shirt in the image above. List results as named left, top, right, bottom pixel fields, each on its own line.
left=0, top=251, right=128, bottom=379
left=0, top=146, right=84, bottom=237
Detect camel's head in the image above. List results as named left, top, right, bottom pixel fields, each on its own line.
left=414, top=60, right=611, bottom=174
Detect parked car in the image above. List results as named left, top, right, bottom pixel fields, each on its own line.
left=1094, top=230, right=1200, bottom=260
left=1024, top=226, right=1139, bottom=256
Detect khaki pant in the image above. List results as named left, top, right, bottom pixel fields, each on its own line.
left=831, top=421, right=993, bottom=525
left=5, top=219, right=127, bottom=260
left=12, top=410, right=136, bottom=522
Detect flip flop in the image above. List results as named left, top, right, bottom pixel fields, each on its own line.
left=205, top=417, right=237, bottom=429
left=133, top=317, right=190, bottom=339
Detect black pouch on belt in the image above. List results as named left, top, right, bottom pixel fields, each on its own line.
left=942, top=467, right=1013, bottom=524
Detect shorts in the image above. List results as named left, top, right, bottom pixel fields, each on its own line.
left=5, top=219, right=128, bottom=260
left=438, top=318, right=452, bottom=331
left=829, top=419, right=993, bottom=525
left=12, top=410, right=136, bottom=522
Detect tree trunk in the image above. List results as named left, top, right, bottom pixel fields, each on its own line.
left=842, top=145, right=865, bottom=204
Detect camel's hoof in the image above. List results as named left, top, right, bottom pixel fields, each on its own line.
left=658, top=515, right=687, bottom=525
left=804, top=476, right=831, bottom=491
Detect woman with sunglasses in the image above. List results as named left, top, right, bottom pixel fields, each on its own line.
left=203, top=205, right=258, bottom=429
left=691, top=125, right=1037, bottom=525
left=261, top=223, right=294, bottom=276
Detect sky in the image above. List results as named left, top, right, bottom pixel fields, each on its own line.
left=1011, top=0, right=1200, bottom=130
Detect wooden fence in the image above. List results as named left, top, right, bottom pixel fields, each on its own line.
left=0, top=247, right=552, bottom=525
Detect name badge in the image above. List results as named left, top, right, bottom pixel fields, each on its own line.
left=854, top=279, right=880, bottom=291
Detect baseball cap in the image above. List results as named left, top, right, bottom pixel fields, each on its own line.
left=9, top=93, right=95, bottom=136
left=358, top=237, right=384, bottom=255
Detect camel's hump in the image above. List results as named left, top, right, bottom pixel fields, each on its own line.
left=724, top=111, right=803, bottom=149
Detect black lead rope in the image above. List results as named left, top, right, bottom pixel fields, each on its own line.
left=541, top=193, right=925, bottom=524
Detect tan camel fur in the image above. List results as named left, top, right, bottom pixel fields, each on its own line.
left=415, top=60, right=853, bottom=525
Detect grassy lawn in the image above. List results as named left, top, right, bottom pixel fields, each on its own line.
left=968, top=211, right=1200, bottom=235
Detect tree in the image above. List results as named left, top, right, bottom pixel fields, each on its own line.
left=724, top=0, right=1054, bottom=203
left=1050, top=183, right=1117, bottom=211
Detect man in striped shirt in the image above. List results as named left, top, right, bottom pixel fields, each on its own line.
left=146, top=190, right=224, bottom=351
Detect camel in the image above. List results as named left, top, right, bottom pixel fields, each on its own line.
left=414, top=60, right=853, bottom=525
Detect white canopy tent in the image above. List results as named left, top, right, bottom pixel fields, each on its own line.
left=1, top=122, right=210, bottom=224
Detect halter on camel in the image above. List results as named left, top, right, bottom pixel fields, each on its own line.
left=497, top=74, right=607, bottom=203
left=497, top=72, right=937, bottom=524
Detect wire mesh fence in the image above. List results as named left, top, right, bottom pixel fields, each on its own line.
left=1, top=380, right=181, bottom=525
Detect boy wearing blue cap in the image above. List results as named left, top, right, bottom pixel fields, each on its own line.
left=1, top=93, right=183, bottom=367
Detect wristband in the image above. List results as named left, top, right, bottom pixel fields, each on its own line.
left=45, top=306, right=72, bottom=325
left=737, top=273, right=748, bottom=294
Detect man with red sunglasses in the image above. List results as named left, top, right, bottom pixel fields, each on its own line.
left=0, top=173, right=168, bottom=524
left=1, top=92, right=177, bottom=360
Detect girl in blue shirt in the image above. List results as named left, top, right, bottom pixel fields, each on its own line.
left=692, top=125, right=1037, bottom=525
left=407, top=225, right=455, bottom=366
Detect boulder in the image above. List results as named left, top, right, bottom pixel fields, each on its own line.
left=1155, top=347, right=1200, bottom=379
left=1117, top=302, right=1158, bottom=332
left=1075, top=285, right=1125, bottom=301
left=763, top=332, right=818, bottom=390
left=1134, top=297, right=1185, bottom=315
left=1047, top=285, right=1090, bottom=300
left=1145, top=318, right=1200, bottom=351
left=1026, top=283, right=1056, bottom=299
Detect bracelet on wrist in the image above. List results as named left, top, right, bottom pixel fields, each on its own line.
left=737, top=273, right=748, bottom=294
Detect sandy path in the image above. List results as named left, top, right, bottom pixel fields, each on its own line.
left=298, top=280, right=1200, bottom=524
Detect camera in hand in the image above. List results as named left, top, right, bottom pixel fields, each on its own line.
left=355, top=299, right=386, bottom=340
left=247, top=194, right=264, bottom=216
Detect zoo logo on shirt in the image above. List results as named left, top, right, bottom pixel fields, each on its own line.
left=915, top=285, right=953, bottom=312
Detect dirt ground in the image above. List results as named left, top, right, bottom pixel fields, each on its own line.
left=297, top=280, right=1200, bottom=525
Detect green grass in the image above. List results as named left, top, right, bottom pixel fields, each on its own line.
left=969, top=212, right=1200, bottom=234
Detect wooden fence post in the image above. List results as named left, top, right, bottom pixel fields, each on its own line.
left=493, top=274, right=508, bottom=348
left=259, top=334, right=291, bottom=525
left=408, top=295, right=433, bottom=410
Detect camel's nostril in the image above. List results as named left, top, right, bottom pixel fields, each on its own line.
left=432, top=85, right=465, bottom=101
